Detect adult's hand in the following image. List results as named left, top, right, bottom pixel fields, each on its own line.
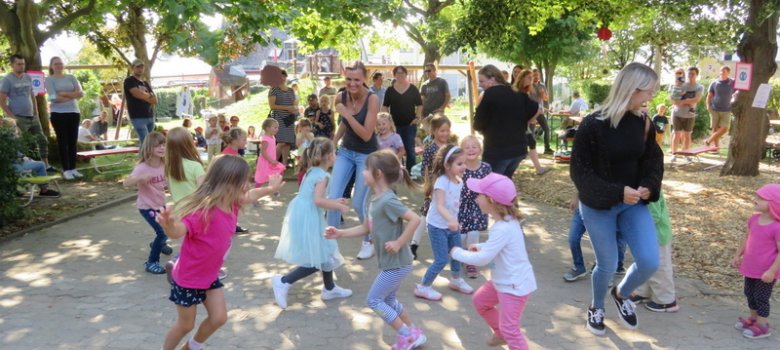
left=637, top=186, right=651, bottom=200
left=623, top=186, right=641, bottom=205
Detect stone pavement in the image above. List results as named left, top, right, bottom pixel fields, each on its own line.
left=0, top=183, right=777, bottom=349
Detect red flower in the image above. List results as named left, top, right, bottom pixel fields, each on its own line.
left=597, top=27, right=612, bottom=41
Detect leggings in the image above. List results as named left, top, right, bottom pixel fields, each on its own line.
left=281, top=266, right=335, bottom=290
left=744, top=277, right=775, bottom=318
left=473, top=282, right=530, bottom=350
left=366, top=265, right=413, bottom=324
left=50, top=112, right=80, bottom=171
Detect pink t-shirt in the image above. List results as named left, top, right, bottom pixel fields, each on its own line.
left=222, top=146, right=239, bottom=155
left=173, top=206, right=239, bottom=289
left=740, top=214, right=780, bottom=279
left=129, top=162, right=166, bottom=210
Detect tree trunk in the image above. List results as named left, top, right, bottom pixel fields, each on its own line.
left=542, top=59, right=557, bottom=106
left=653, top=44, right=664, bottom=87
left=422, top=45, right=441, bottom=66
left=721, top=0, right=778, bottom=176
left=7, top=17, right=50, bottom=137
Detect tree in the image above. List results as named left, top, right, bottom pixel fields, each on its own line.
left=0, top=0, right=99, bottom=135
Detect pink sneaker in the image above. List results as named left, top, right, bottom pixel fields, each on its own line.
left=392, top=327, right=427, bottom=350
left=466, top=265, right=479, bottom=279
left=735, top=316, right=756, bottom=330
left=743, top=323, right=772, bottom=339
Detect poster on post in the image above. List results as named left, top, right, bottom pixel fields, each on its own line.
left=734, top=62, right=752, bottom=91
left=27, top=70, right=46, bottom=95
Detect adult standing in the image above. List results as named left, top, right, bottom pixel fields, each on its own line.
left=704, top=65, right=734, bottom=148
left=369, top=72, right=386, bottom=107
left=670, top=67, right=703, bottom=160
left=326, top=61, right=379, bottom=258
left=124, top=59, right=157, bottom=144
left=381, top=66, right=422, bottom=170
left=532, top=69, right=554, bottom=154
left=268, top=69, right=298, bottom=166
left=46, top=56, right=84, bottom=180
left=175, top=86, right=194, bottom=118
left=473, top=65, right=538, bottom=178
left=0, top=54, right=51, bottom=170
left=570, top=62, right=663, bottom=336
left=420, top=63, right=450, bottom=118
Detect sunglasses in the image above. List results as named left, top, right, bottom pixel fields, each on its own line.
left=424, top=70, right=431, bottom=73
left=675, top=72, right=684, bottom=75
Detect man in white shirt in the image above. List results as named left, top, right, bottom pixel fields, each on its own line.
left=565, top=91, right=588, bottom=116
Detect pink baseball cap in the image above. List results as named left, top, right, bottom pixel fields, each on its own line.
left=757, top=184, right=780, bottom=221
left=466, top=173, right=517, bottom=206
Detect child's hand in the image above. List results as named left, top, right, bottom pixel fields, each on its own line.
left=468, top=244, right=480, bottom=252
left=731, top=255, right=742, bottom=269
left=267, top=174, right=284, bottom=191
left=761, top=270, right=776, bottom=283
left=384, top=240, right=402, bottom=254
left=324, top=226, right=340, bottom=239
left=447, top=220, right=460, bottom=231
left=156, top=207, right=176, bottom=229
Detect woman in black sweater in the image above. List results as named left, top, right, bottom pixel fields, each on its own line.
left=570, top=62, right=664, bottom=336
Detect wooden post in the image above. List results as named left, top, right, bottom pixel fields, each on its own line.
left=467, top=61, right=478, bottom=135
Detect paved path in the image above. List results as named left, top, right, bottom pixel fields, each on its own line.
left=1, top=184, right=777, bottom=349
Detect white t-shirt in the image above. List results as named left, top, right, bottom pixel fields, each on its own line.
left=77, top=126, right=94, bottom=143
left=426, top=175, right=463, bottom=229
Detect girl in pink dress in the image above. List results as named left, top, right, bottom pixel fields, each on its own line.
left=255, top=118, right=286, bottom=187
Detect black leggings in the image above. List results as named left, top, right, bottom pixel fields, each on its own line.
left=50, top=112, right=80, bottom=171
left=282, top=266, right=335, bottom=290
left=744, top=277, right=775, bottom=317
left=536, top=113, right=551, bottom=150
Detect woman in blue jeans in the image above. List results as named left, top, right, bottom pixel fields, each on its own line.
left=570, top=62, right=664, bottom=336
left=327, top=61, right=379, bottom=259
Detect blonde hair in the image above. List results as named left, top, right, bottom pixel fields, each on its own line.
left=296, top=118, right=312, bottom=134
left=377, top=112, right=396, bottom=133
left=301, top=137, right=335, bottom=171
left=165, top=127, right=203, bottom=182
left=138, top=132, right=166, bottom=164
left=512, top=69, right=533, bottom=93
left=478, top=64, right=507, bottom=85
left=460, top=134, right=482, bottom=152
left=423, top=144, right=464, bottom=198
left=247, top=125, right=256, bottom=138
left=598, top=62, right=658, bottom=128
left=429, top=114, right=451, bottom=135
left=656, top=104, right=667, bottom=114
left=365, top=149, right=416, bottom=189
left=487, top=197, right=523, bottom=220
left=224, top=127, right=247, bottom=144
left=175, top=155, right=250, bottom=225
left=261, top=118, right=278, bottom=133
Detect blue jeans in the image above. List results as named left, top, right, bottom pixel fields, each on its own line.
left=483, top=155, right=526, bottom=178
left=568, top=207, right=626, bottom=271
left=421, top=224, right=462, bottom=285
left=130, top=117, right=155, bottom=145
left=327, top=148, right=370, bottom=228
left=579, top=202, right=659, bottom=309
left=14, top=160, right=49, bottom=190
left=396, top=124, right=418, bottom=171
left=139, top=208, right=168, bottom=264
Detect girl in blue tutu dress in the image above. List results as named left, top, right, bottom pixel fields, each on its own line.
left=272, top=137, right=352, bottom=309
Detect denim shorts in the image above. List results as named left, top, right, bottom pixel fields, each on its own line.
left=169, top=278, right=223, bottom=307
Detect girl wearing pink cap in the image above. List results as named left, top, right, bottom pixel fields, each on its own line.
left=450, top=173, right=537, bottom=349
left=732, top=184, right=780, bottom=339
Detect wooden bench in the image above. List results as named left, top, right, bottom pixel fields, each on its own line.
left=672, top=145, right=720, bottom=170
left=77, top=147, right=139, bottom=173
left=18, top=174, right=62, bottom=207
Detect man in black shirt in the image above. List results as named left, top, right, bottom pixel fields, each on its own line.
left=123, top=59, right=157, bottom=144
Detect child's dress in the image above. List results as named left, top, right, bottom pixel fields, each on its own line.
left=739, top=214, right=780, bottom=280
left=459, top=162, right=492, bottom=234
left=255, top=134, right=285, bottom=185
left=378, top=132, right=404, bottom=155
left=275, top=167, right=344, bottom=271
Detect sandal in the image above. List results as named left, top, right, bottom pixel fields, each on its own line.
left=145, top=262, right=166, bottom=274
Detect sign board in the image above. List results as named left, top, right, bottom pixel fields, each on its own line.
left=27, top=70, right=45, bottom=95
left=734, top=62, right=752, bottom=91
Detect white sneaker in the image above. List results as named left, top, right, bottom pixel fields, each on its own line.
left=321, top=285, right=352, bottom=300
left=70, top=169, right=84, bottom=178
left=62, top=170, right=75, bottom=180
left=356, top=241, right=375, bottom=260
left=448, top=277, right=474, bottom=294
left=272, top=275, right=291, bottom=308
left=414, top=284, right=442, bottom=301
left=669, top=155, right=678, bottom=163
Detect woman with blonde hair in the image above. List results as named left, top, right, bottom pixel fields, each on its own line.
left=570, top=62, right=664, bottom=336
left=514, top=69, right=550, bottom=175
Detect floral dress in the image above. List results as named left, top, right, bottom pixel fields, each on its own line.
left=459, top=162, right=492, bottom=233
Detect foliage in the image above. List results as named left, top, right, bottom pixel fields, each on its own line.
left=579, top=81, right=612, bottom=108
left=649, top=87, right=709, bottom=140
left=0, top=127, right=23, bottom=227
left=768, top=78, right=780, bottom=114
left=73, top=70, right=103, bottom=118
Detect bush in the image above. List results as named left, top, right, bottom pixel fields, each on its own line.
left=581, top=81, right=611, bottom=108
left=0, top=127, right=24, bottom=227
left=73, top=70, right=102, bottom=118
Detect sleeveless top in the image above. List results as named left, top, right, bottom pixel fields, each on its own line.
left=341, top=91, right=378, bottom=154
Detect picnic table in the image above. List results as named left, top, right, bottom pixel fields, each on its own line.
left=77, top=147, right=139, bottom=173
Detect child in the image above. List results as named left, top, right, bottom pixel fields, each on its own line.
left=411, top=115, right=452, bottom=259
left=652, top=104, right=669, bottom=146
left=123, top=132, right=171, bottom=274
left=450, top=173, right=537, bottom=349
left=325, top=150, right=427, bottom=349
left=415, top=144, right=473, bottom=301
left=246, top=125, right=258, bottom=154
left=217, top=113, right=230, bottom=132
left=222, top=127, right=247, bottom=156
left=229, top=115, right=240, bottom=128
left=377, top=112, right=405, bottom=159
left=166, top=127, right=206, bottom=203
left=732, top=184, right=780, bottom=339
left=313, top=95, right=334, bottom=139
left=272, top=138, right=352, bottom=309
left=295, top=119, right=315, bottom=185
left=1, top=118, right=60, bottom=196
left=193, top=126, right=207, bottom=149
left=256, top=118, right=286, bottom=187
left=157, top=155, right=284, bottom=350
left=458, top=135, right=492, bottom=279
left=205, top=115, right=222, bottom=162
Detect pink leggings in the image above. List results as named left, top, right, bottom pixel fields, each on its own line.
left=472, top=281, right=530, bottom=350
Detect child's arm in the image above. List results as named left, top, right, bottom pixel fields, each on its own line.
left=313, top=178, right=350, bottom=213
left=434, top=188, right=459, bottom=231
left=123, top=172, right=152, bottom=187
left=731, top=228, right=749, bottom=268
left=244, top=174, right=284, bottom=204
left=761, top=240, right=780, bottom=283
left=156, top=207, right=186, bottom=239
left=324, top=221, right=370, bottom=239
left=450, top=229, right=510, bottom=266
left=384, top=210, right=420, bottom=254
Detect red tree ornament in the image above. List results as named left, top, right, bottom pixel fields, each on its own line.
left=597, top=27, right=612, bottom=41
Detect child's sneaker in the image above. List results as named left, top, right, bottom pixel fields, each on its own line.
left=321, top=285, right=352, bottom=300
left=391, top=327, right=427, bottom=350
left=735, top=316, right=756, bottom=330
left=743, top=323, right=772, bottom=339
left=144, top=261, right=165, bottom=274
left=563, top=267, right=588, bottom=282
left=466, top=265, right=479, bottom=279
left=414, top=284, right=442, bottom=301
left=272, top=275, right=291, bottom=309
left=586, top=306, right=606, bottom=336
left=218, top=267, right=228, bottom=280
left=448, top=277, right=474, bottom=294
left=610, top=286, right=638, bottom=329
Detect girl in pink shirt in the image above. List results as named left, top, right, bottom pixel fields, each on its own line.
left=255, top=118, right=286, bottom=186
left=732, top=184, right=780, bottom=339
left=123, top=132, right=169, bottom=275
left=222, top=127, right=247, bottom=156
left=157, top=155, right=284, bottom=350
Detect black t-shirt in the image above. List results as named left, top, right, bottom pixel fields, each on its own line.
left=123, top=76, right=153, bottom=119
left=473, top=84, right=538, bottom=160
left=383, top=84, right=423, bottom=127
left=651, top=114, right=669, bottom=133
